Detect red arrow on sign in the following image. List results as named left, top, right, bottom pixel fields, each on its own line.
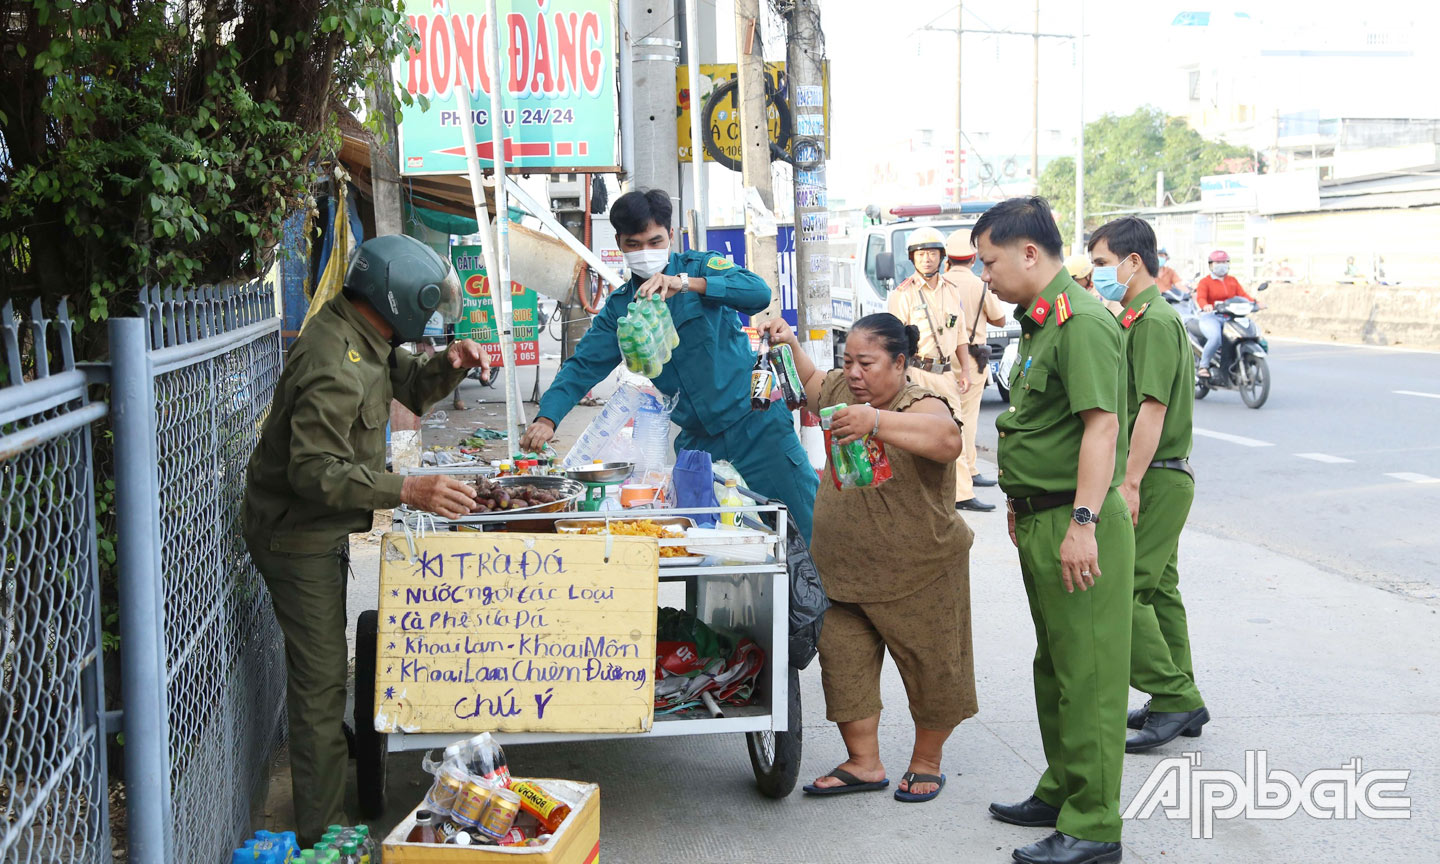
left=436, top=139, right=553, bottom=163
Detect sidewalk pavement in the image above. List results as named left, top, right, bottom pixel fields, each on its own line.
left=257, top=353, right=1437, bottom=861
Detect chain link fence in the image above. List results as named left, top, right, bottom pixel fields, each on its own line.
left=0, top=300, right=110, bottom=863
left=2, top=283, right=286, bottom=863
left=138, top=285, right=287, bottom=862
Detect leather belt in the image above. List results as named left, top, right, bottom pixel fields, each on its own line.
left=1149, top=458, right=1195, bottom=479
left=1006, top=491, right=1074, bottom=516
left=914, top=356, right=953, bottom=374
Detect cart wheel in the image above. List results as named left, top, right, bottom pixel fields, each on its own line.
left=354, top=610, right=388, bottom=819
left=747, top=667, right=802, bottom=798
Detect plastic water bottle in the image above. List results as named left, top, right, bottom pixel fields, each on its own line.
left=632, top=392, right=672, bottom=477
left=353, top=825, right=377, bottom=864
left=650, top=296, right=680, bottom=349
left=639, top=301, right=672, bottom=364
left=562, top=383, right=644, bottom=468
left=616, top=317, right=643, bottom=374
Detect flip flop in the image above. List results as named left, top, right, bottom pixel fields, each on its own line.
left=894, top=772, right=946, bottom=803
left=802, top=767, right=890, bottom=796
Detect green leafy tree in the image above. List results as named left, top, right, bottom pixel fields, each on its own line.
left=0, top=0, right=420, bottom=321
left=1039, top=107, right=1252, bottom=243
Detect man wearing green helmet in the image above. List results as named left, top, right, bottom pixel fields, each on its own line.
left=243, top=234, right=491, bottom=844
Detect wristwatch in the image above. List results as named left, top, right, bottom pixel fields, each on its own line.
left=1072, top=506, right=1100, bottom=526
left=678, top=272, right=691, bottom=293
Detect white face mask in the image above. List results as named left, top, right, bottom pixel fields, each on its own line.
left=624, top=248, right=671, bottom=279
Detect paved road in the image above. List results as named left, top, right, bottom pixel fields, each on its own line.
left=978, top=337, right=1440, bottom=602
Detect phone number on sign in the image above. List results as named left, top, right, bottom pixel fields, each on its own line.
left=482, top=344, right=540, bottom=367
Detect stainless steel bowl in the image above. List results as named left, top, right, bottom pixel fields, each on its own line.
left=563, top=461, right=635, bottom=484
left=481, top=475, right=586, bottom=515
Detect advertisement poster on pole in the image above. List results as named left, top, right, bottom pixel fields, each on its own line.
left=452, top=245, right=540, bottom=366
left=393, top=0, right=619, bottom=174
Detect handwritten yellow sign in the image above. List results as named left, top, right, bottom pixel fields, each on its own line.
left=374, top=532, right=659, bottom=734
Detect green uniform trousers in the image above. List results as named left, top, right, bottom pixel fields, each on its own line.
left=247, top=538, right=351, bottom=846
left=1016, top=488, right=1134, bottom=843
left=1130, top=468, right=1203, bottom=711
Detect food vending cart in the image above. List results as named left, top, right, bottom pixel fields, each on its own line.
left=352, top=475, right=801, bottom=818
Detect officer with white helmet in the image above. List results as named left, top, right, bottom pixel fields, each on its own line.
left=887, top=225, right=993, bottom=512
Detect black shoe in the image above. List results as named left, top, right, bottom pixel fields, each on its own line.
left=1126, top=699, right=1151, bottom=731
left=989, top=795, right=1061, bottom=828
left=957, top=497, right=997, bottom=512
left=1126, top=706, right=1210, bottom=753
left=1013, top=832, right=1122, bottom=864
left=972, top=473, right=999, bottom=487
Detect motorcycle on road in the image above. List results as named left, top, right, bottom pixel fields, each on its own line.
left=1186, top=284, right=1271, bottom=409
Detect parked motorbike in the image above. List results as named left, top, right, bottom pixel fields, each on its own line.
left=1186, top=283, right=1271, bottom=409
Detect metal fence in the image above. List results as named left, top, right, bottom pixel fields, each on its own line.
left=0, top=300, right=110, bottom=863
left=114, top=284, right=287, bottom=862
left=1, top=283, right=286, bottom=863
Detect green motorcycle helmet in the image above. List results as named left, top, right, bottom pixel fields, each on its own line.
left=344, top=234, right=462, bottom=342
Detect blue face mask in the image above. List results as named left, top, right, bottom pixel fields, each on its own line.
left=1092, top=264, right=1133, bottom=302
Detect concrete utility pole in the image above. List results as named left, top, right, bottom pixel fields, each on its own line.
left=369, top=66, right=421, bottom=469
left=1032, top=0, right=1041, bottom=192
left=956, top=1, right=963, bottom=202
left=683, top=0, right=708, bottom=250
left=735, top=0, right=781, bottom=320
left=629, top=1, right=681, bottom=200
left=788, top=0, right=831, bottom=357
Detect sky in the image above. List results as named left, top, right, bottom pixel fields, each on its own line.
left=699, top=0, right=1440, bottom=214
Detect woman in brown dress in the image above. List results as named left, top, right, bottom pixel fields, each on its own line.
left=759, top=313, right=978, bottom=803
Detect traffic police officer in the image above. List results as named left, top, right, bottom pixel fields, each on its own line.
left=520, top=189, right=819, bottom=538
left=976, top=198, right=1133, bottom=864
left=243, top=234, right=491, bottom=844
left=886, top=225, right=991, bottom=511
left=1087, top=217, right=1209, bottom=751
left=945, top=229, right=1009, bottom=492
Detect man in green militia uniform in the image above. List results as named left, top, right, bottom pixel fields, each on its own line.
left=244, top=234, right=490, bottom=844
left=1087, top=217, right=1209, bottom=751
left=976, top=198, right=1134, bottom=864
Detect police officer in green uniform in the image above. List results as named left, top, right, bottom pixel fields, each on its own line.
left=1087, top=217, right=1209, bottom=752
left=243, top=234, right=492, bottom=844
left=520, top=189, right=819, bottom=538
left=976, top=199, right=1133, bottom=864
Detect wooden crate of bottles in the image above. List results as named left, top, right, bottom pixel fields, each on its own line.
left=382, top=780, right=600, bottom=863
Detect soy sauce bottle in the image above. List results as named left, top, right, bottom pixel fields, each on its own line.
left=750, top=333, right=775, bottom=410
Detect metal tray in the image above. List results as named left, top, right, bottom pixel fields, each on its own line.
left=563, top=461, right=635, bottom=484
left=475, top=476, right=585, bottom=515
left=555, top=516, right=699, bottom=562
left=398, top=475, right=585, bottom=522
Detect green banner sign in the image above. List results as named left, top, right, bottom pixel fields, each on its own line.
left=394, top=0, right=619, bottom=174
left=452, top=245, right=540, bottom=366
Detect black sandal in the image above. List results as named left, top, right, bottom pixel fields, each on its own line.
left=894, top=772, right=946, bottom=802
left=802, top=767, right=890, bottom=795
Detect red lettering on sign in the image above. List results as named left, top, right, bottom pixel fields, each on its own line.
left=554, top=13, right=580, bottom=95
left=508, top=14, right=530, bottom=94
left=531, top=13, right=555, bottom=93
left=407, top=16, right=429, bottom=95
left=452, top=14, right=480, bottom=95
left=428, top=12, right=452, bottom=97
left=580, top=12, right=602, bottom=93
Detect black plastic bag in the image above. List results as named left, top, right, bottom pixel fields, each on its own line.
left=782, top=510, right=829, bottom=670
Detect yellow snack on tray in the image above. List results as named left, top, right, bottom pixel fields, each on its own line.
left=577, top=520, right=690, bottom=556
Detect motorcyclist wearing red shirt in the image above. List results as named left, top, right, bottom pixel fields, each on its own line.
left=1194, top=250, right=1265, bottom=378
